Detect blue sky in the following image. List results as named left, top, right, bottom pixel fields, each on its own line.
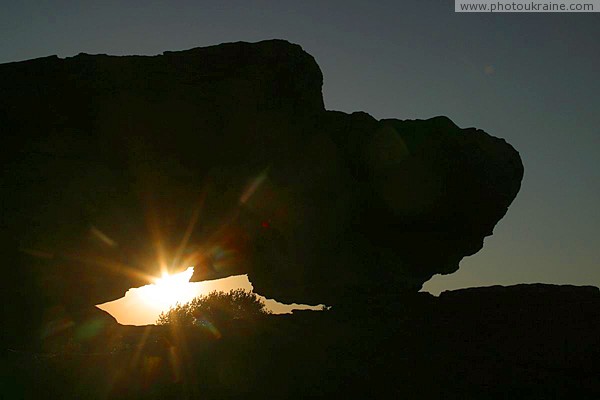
left=2, top=1, right=598, bottom=295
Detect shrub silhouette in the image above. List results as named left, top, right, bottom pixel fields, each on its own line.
left=156, top=289, right=270, bottom=327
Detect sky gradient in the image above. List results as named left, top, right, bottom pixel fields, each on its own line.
left=2, top=1, right=598, bottom=298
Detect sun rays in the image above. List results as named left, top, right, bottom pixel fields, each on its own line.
left=137, top=267, right=198, bottom=310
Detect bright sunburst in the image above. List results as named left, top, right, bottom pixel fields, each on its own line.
left=97, top=268, right=323, bottom=325
left=137, top=266, right=197, bottom=310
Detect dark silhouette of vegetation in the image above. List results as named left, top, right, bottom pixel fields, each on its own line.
left=156, top=289, right=271, bottom=327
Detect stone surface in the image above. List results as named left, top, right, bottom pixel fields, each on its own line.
left=5, top=284, right=599, bottom=398
left=1, top=40, right=523, bottom=346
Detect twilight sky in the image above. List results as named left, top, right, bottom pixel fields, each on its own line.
left=2, top=1, right=598, bottom=296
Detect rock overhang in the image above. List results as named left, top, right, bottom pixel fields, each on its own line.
left=1, top=40, right=523, bottom=344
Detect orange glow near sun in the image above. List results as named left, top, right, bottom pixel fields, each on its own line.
left=137, top=267, right=197, bottom=310
left=97, top=268, right=323, bottom=326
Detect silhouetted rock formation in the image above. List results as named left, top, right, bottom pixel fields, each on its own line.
left=2, top=40, right=523, bottom=348
left=5, top=284, right=599, bottom=399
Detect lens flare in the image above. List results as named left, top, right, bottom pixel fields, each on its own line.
left=137, top=267, right=197, bottom=310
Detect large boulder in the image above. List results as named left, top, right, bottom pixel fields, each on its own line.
left=1, top=40, right=522, bottom=345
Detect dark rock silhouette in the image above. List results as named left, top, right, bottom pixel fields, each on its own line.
left=13, top=40, right=599, bottom=399
left=5, top=284, right=598, bottom=399
left=1, top=41, right=523, bottom=343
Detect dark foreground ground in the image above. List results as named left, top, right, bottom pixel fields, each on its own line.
left=4, top=284, right=599, bottom=399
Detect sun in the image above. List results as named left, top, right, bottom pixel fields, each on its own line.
left=137, top=266, right=198, bottom=310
